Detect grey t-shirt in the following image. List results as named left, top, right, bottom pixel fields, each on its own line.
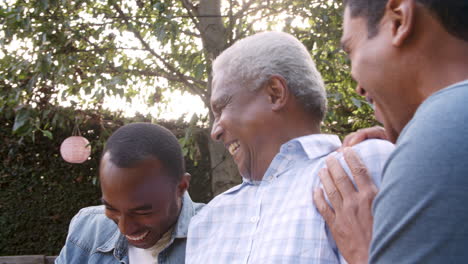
left=370, top=80, right=468, bottom=263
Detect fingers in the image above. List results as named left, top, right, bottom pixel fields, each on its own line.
left=325, top=156, right=357, bottom=198
left=319, top=167, right=343, bottom=209
left=342, top=131, right=365, bottom=148
left=342, top=126, right=388, bottom=148
left=313, top=188, right=335, bottom=224
left=343, top=148, right=377, bottom=194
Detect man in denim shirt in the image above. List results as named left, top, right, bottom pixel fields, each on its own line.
left=56, top=123, right=204, bottom=263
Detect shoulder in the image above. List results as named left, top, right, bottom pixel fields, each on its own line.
left=393, top=82, right=468, bottom=164
left=69, top=205, right=111, bottom=230
left=206, top=183, right=243, bottom=206
left=403, top=81, right=468, bottom=139
left=351, top=139, right=395, bottom=165
left=352, top=138, right=395, bottom=153
left=326, top=139, right=394, bottom=188
left=190, top=183, right=243, bottom=222
left=335, top=138, right=395, bottom=170
left=65, top=205, right=119, bottom=253
left=419, top=80, right=468, bottom=112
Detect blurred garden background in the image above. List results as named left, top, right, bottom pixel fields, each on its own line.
left=0, top=0, right=379, bottom=256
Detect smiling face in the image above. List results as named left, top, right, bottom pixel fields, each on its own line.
left=342, top=6, right=424, bottom=142
left=210, top=73, right=276, bottom=181
left=100, top=154, right=185, bottom=249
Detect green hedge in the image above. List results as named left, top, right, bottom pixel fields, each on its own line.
left=0, top=111, right=212, bottom=255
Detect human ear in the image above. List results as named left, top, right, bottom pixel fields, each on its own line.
left=177, top=173, right=191, bottom=197
left=387, top=0, right=416, bottom=46
left=265, top=75, right=289, bottom=111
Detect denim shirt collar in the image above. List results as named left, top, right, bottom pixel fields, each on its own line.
left=95, top=192, right=196, bottom=259
left=96, top=227, right=128, bottom=261
left=172, top=192, right=196, bottom=239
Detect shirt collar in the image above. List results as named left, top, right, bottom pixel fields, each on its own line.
left=96, top=227, right=128, bottom=259
left=96, top=192, right=197, bottom=255
left=172, top=192, right=197, bottom=239
left=291, top=134, right=341, bottom=160
left=227, top=134, right=342, bottom=189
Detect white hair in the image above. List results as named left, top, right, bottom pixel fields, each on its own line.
left=212, top=31, right=327, bottom=120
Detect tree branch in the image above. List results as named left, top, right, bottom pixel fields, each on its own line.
left=179, top=0, right=201, bottom=32
left=107, top=66, right=206, bottom=86
left=233, top=0, right=257, bottom=20
left=111, top=3, right=208, bottom=103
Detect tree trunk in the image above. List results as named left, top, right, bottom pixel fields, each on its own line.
left=198, top=0, right=241, bottom=196
left=207, top=131, right=241, bottom=195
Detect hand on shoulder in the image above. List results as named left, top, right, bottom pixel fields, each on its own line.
left=341, top=126, right=388, bottom=150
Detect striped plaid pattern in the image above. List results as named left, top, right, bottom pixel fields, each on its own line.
left=186, top=135, right=394, bottom=264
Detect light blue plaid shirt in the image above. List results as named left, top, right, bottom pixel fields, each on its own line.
left=186, top=134, right=394, bottom=264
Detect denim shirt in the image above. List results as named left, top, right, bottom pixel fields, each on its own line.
left=56, top=193, right=204, bottom=264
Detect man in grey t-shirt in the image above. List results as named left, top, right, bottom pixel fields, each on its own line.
left=313, top=1, right=468, bottom=263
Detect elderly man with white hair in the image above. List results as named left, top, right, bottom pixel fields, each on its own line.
left=186, top=31, right=394, bottom=263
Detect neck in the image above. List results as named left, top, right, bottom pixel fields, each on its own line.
left=249, top=115, right=320, bottom=181
left=410, top=9, right=468, bottom=100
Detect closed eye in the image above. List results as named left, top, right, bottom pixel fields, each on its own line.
left=101, top=199, right=118, bottom=212
left=211, top=94, right=232, bottom=115
left=132, top=211, right=153, bottom=216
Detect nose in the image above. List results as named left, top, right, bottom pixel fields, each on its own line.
left=117, top=214, right=138, bottom=236
left=210, top=119, right=223, bottom=141
left=356, top=84, right=367, bottom=97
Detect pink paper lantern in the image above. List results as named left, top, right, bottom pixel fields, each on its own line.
left=60, top=136, right=91, bottom=164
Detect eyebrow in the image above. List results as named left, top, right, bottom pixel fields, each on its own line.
left=101, top=198, right=153, bottom=212
left=101, top=198, right=113, bottom=208
left=211, top=93, right=231, bottom=112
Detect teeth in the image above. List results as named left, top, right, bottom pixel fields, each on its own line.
left=126, top=231, right=149, bottom=241
left=228, top=141, right=240, bottom=155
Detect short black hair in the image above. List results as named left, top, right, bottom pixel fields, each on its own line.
left=344, top=0, right=468, bottom=41
left=103, top=123, right=185, bottom=181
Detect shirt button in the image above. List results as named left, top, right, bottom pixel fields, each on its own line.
left=250, top=216, right=259, bottom=223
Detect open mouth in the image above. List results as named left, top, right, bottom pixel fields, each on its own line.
left=227, top=140, right=240, bottom=155
left=126, top=230, right=149, bottom=242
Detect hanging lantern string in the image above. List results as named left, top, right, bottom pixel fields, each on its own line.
left=72, top=116, right=82, bottom=137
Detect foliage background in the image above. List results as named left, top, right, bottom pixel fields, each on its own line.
left=0, top=108, right=212, bottom=255
left=0, top=0, right=380, bottom=256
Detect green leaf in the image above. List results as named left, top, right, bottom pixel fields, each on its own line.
left=194, top=64, right=205, bottom=79
left=41, top=130, right=53, bottom=139
left=13, top=108, right=31, bottom=135
left=40, top=0, right=49, bottom=10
